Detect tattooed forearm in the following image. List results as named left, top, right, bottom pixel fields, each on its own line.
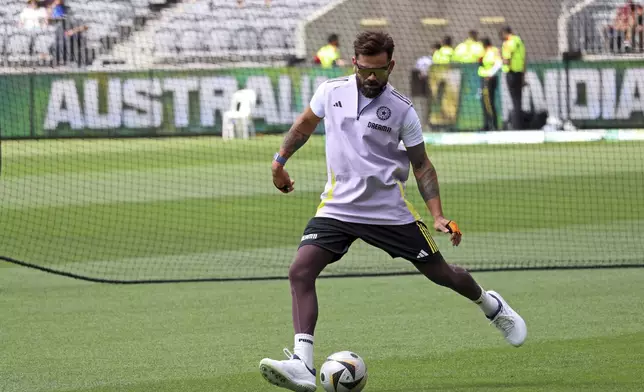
left=405, top=144, right=443, bottom=217
left=276, top=108, right=321, bottom=160
left=414, top=160, right=440, bottom=201
left=280, top=126, right=310, bottom=159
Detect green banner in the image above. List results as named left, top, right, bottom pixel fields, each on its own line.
left=427, top=60, right=644, bottom=131
left=0, top=67, right=351, bottom=139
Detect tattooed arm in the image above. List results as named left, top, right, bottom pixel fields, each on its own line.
left=275, top=107, right=321, bottom=161
left=406, top=143, right=443, bottom=218
left=406, top=143, right=462, bottom=245
left=272, top=107, right=322, bottom=193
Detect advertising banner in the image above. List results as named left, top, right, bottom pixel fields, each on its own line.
left=427, top=60, right=644, bottom=131
left=0, top=67, right=351, bottom=139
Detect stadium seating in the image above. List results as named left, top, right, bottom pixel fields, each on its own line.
left=0, top=0, right=174, bottom=67
left=0, top=0, right=144, bottom=67
left=0, top=0, right=331, bottom=67
left=566, top=0, right=643, bottom=55
left=107, top=0, right=329, bottom=65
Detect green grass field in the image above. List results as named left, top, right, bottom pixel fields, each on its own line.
left=1, top=136, right=644, bottom=391
left=1, top=266, right=644, bottom=391
left=1, top=136, right=643, bottom=280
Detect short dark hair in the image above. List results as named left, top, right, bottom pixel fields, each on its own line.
left=328, top=34, right=339, bottom=43
left=353, top=31, right=395, bottom=60
left=442, top=35, right=452, bottom=46
left=469, top=30, right=479, bottom=39
left=501, top=26, right=512, bottom=34
left=481, top=37, right=492, bottom=47
left=432, top=42, right=442, bottom=50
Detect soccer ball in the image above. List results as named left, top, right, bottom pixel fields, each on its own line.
left=319, top=351, right=368, bottom=392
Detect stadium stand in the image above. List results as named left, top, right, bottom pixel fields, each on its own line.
left=1, top=0, right=145, bottom=67
left=12, top=0, right=640, bottom=69
left=565, top=0, right=643, bottom=55
left=101, top=0, right=328, bottom=66
left=0, top=0, right=331, bottom=67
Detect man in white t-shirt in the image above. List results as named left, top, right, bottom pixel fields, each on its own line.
left=260, top=31, right=527, bottom=392
left=19, top=0, right=48, bottom=31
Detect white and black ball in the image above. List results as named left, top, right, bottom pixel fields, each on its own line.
left=319, top=351, right=368, bottom=392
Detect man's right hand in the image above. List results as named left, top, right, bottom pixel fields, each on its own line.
left=270, top=107, right=321, bottom=194
left=272, top=162, right=295, bottom=193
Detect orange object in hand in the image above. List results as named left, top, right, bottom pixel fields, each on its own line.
left=446, top=220, right=461, bottom=235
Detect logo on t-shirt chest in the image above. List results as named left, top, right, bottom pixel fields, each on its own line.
left=367, top=121, right=392, bottom=133
left=366, top=105, right=394, bottom=133
left=376, top=106, right=392, bottom=120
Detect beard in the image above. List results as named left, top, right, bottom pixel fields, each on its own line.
left=357, top=78, right=387, bottom=98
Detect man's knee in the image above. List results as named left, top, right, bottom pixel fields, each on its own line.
left=417, top=260, right=451, bottom=286
left=420, top=262, right=470, bottom=288
left=288, top=260, right=314, bottom=286
left=288, top=245, right=331, bottom=285
left=449, top=264, right=469, bottom=275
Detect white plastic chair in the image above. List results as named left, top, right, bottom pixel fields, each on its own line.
left=221, top=89, right=257, bottom=140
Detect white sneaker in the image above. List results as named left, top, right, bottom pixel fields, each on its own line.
left=259, top=348, right=317, bottom=392
left=487, top=290, right=527, bottom=347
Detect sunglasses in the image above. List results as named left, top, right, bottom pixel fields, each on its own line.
left=355, top=62, right=390, bottom=80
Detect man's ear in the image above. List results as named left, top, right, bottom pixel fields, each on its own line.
left=388, top=59, right=396, bottom=73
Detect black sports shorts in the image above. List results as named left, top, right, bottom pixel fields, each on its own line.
left=298, top=217, right=444, bottom=263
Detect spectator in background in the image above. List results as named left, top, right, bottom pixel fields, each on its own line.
left=314, top=34, right=346, bottom=68
left=605, top=0, right=636, bottom=52
left=51, top=8, right=89, bottom=66
left=477, top=37, right=502, bottom=131
left=500, top=25, right=526, bottom=130
left=453, top=30, right=485, bottom=63
left=411, top=42, right=440, bottom=97
left=415, top=42, right=441, bottom=78
left=634, top=4, right=643, bottom=51
left=48, top=0, right=67, bottom=20
left=432, top=35, right=454, bottom=64
left=19, top=0, right=48, bottom=31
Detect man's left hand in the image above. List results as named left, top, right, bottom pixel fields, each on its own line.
left=433, top=216, right=462, bottom=246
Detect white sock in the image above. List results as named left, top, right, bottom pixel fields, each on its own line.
left=294, top=333, right=315, bottom=369
left=474, top=287, right=501, bottom=318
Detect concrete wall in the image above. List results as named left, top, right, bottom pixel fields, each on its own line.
left=305, top=0, right=564, bottom=97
